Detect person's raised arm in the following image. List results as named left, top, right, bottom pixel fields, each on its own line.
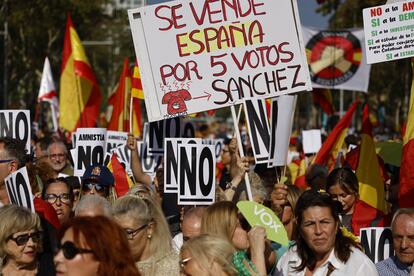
left=127, top=134, right=152, bottom=186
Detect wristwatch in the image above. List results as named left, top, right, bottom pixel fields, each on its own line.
left=225, top=181, right=238, bottom=191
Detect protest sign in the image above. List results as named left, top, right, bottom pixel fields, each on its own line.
left=147, top=117, right=195, bottom=156
left=363, top=1, right=414, bottom=64
left=244, top=99, right=270, bottom=164
left=111, top=145, right=131, bottom=174
left=128, top=0, right=311, bottom=122
left=302, top=129, right=322, bottom=154
left=137, top=141, right=162, bottom=174
left=178, top=143, right=215, bottom=205
left=202, top=138, right=224, bottom=159
left=302, top=27, right=371, bottom=92
left=268, top=95, right=297, bottom=167
left=5, top=167, right=34, bottom=212
left=237, top=201, right=288, bottom=245
left=104, top=131, right=128, bottom=164
left=360, top=227, right=394, bottom=263
left=164, top=138, right=201, bottom=193
left=74, top=128, right=107, bottom=176
left=0, top=110, right=31, bottom=153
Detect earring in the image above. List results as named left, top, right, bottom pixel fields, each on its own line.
left=147, top=234, right=152, bottom=239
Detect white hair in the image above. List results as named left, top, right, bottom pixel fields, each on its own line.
left=75, top=195, right=112, bottom=217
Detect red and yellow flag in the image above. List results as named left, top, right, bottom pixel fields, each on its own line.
left=312, top=89, right=334, bottom=115
left=107, top=153, right=134, bottom=197
left=108, top=58, right=131, bottom=132
left=399, top=58, right=414, bottom=208
left=130, top=61, right=144, bottom=137
left=59, top=15, right=102, bottom=132
left=314, top=99, right=359, bottom=168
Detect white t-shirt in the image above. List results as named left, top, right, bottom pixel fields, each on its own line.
left=172, top=232, right=183, bottom=253
left=274, top=246, right=379, bottom=276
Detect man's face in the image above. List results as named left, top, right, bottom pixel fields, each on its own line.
left=182, top=217, right=202, bottom=243
left=393, top=214, right=414, bottom=265
left=47, top=143, right=67, bottom=172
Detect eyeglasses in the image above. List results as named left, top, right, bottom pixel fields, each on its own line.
left=8, top=231, right=42, bottom=246
left=0, top=159, right=14, bottom=164
left=57, top=241, right=94, bottom=260
left=83, top=183, right=106, bottom=193
left=44, top=193, right=72, bottom=204
left=49, top=153, right=66, bottom=159
left=124, top=223, right=150, bottom=240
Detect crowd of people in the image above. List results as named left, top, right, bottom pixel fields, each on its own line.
left=0, top=120, right=412, bottom=276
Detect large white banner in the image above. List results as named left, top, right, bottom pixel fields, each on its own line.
left=0, top=110, right=31, bottom=153
left=302, top=27, right=371, bottom=92
left=128, top=0, right=311, bottom=122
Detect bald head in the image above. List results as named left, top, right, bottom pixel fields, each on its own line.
left=182, top=207, right=205, bottom=242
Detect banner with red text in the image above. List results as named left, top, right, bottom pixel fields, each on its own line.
left=128, top=0, right=311, bottom=122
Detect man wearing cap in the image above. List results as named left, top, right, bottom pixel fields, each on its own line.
left=81, top=165, right=114, bottom=199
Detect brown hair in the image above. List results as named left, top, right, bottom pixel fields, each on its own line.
left=57, top=216, right=140, bottom=276
left=326, top=167, right=359, bottom=195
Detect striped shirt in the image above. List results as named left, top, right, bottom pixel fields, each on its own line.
left=375, top=256, right=411, bottom=276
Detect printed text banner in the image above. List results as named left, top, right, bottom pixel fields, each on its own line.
left=128, top=0, right=311, bottom=122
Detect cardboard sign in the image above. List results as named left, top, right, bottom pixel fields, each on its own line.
left=111, top=145, right=131, bottom=174
left=147, top=117, right=195, bottom=156
left=104, top=131, right=128, bottom=164
left=268, top=95, right=297, bottom=167
left=360, top=227, right=394, bottom=263
left=237, top=201, right=288, bottom=245
left=164, top=138, right=202, bottom=193
left=244, top=99, right=270, bottom=164
left=137, top=141, right=162, bottom=174
left=202, top=138, right=224, bottom=160
left=363, top=1, right=414, bottom=64
left=178, top=143, right=216, bottom=205
left=74, top=128, right=107, bottom=176
left=302, top=129, right=322, bottom=154
left=128, top=0, right=311, bottom=122
left=5, top=167, right=35, bottom=212
left=0, top=110, right=31, bottom=153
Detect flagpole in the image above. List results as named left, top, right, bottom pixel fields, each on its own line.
left=50, top=103, right=58, bottom=132
left=129, top=96, right=133, bottom=134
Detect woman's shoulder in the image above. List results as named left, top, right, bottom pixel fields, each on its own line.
left=347, top=247, right=378, bottom=275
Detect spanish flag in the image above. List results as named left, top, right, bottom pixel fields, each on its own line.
left=130, top=61, right=144, bottom=137
left=59, top=15, right=102, bottom=132
left=108, top=58, right=131, bottom=132
left=312, top=89, right=334, bottom=116
left=313, top=99, right=359, bottom=168
left=352, top=104, right=387, bottom=235
left=399, top=58, right=414, bottom=208
left=107, top=153, right=134, bottom=197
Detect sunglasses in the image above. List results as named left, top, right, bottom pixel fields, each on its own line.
left=57, top=241, right=94, bottom=260
left=83, top=183, right=106, bottom=193
left=9, top=231, right=42, bottom=246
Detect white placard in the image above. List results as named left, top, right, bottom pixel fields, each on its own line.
left=137, top=141, right=163, bottom=174
left=360, top=227, right=394, bottom=263
left=128, top=0, right=311, bottom=122
left=302, top=129, right=322, bottom=154
left=111, top=145, right=131, bottom=174
left=244, top=99, right=270, bottom=164
left=164, top=138, right=202, bottom=194
left=363, top=1, right=414, bottom=64
left=178, top=143, right=215, bottom=205
left=74, top=128, right=107, bottom=176
left=202, top=138, right=224, bottom=160
left=5, top=167, right=34, bottom=212
left=268, top=95, right=297, bottom=167
left=0, top=110, right=31, bottom=153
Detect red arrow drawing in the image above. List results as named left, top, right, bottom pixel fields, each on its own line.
left=193, top=91, right=212, bottom=101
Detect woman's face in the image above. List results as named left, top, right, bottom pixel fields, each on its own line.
left=5, top=229, right=41, bottom=265
left=180, top=249, right=229, bottom=276
left=231, top=218, right=249, bottom=250
left=54, top=228, right=99, bottom=276
left=300, top=206, right=338, bottom=260
left=44, top=181, right=73, bottom=224
left=114, top=214, right=151, bottom=262
left=328, top=184, right=357, bottom=215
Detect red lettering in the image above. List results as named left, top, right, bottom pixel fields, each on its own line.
left=176, top=33, right=190, bottom=57
left=155, top=4, right=186, bottom=31
left=278, top=42, right=294, bottom=62
left=370, top=7, right=382, bottom=17
left=160, top=61, right=202, bottom=85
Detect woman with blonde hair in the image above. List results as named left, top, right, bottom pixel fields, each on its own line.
left=113, top=195, right=179, bottom=275
left=201, top=201, right=275, bottom=276
left=0, top=205, right=44, bottom=275
left=180, top=234, right=237, bottom=276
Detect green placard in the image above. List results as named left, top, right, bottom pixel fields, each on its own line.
left=237, top=201, right=289, bottom=246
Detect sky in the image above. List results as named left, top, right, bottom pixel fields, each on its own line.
left=146, top=0, right=330, bottom=29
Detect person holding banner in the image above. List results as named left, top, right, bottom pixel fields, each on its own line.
left=275, top=191, right=378, bottom=276
left=0, top=205, right=43, bottom=275
left=180, top=234, right=237, bottom=276
left=113, top=195, right=179, bottom=275
left=127, top=134, right=152, bottom=187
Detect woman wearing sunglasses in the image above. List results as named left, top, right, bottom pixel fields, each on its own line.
left=54, top=216, right=140, bottom=276
left=113, top=195, right=179, bottom=275
left=0, top=205, right=43, bottom=275
left=201, top=201, right=275, bottom=276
